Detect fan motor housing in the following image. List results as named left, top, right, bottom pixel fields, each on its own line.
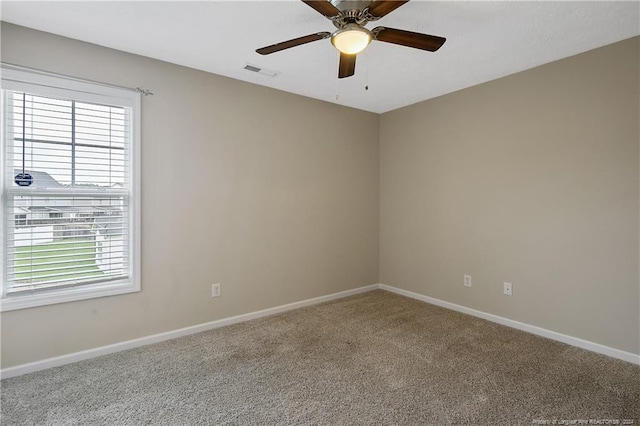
left=330, top=0, right=379, bottom=28
left=329, top=0, right=370, bottom=12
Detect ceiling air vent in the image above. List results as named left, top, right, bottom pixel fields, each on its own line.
left=243, top=63, right=279, bottom=78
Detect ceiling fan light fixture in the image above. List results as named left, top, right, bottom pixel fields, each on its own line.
left=331, top=24, right=372, bottom=55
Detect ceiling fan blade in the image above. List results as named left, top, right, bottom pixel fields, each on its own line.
left=302, top=0, right=341, bottom=18
left=338, top=53, right=356, bottom=79
left=366, top=0, right=410, bottom=19
left=373, top=27, right=446, bottom=52
left=256, top=32, right=331, bottom=55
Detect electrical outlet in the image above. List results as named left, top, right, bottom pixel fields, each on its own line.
left=211, top=283, right=221, bottom=298
left=464, top=275, right=472, bottom=287
left=503, top=282, right=512, bottom=296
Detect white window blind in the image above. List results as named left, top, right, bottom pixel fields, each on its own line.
left=1, top=67, right=140, bottom=311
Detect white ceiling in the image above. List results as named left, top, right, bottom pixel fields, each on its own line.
left=1, top=1, right=639, bottom=113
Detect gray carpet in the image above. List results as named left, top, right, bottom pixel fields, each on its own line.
left=1, top=290, right=639, bottom=425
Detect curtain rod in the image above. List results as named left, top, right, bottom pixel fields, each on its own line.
left=1, top=62, right=154, bottom=96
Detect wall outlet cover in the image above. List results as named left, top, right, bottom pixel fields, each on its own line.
left=504, top=282, right=512, bottom=296
left=212, top=283, right=221, bottom=298
left=464, top=275, right=472, bottom=287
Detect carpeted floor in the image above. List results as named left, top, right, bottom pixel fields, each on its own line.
left=1, top=290, right=639, bottom=425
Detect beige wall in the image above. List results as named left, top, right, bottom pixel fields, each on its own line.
left=1, top=22, right=638, bottom=369
left=0, top=23, right=380, bottom=368
left=380, top=37, right=640, bottom=355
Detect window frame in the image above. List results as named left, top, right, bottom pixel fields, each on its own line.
left=0, top=67, right=141, bottom=312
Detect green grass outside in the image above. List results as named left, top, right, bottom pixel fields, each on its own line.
left=15, top=239, right=104, bottom=283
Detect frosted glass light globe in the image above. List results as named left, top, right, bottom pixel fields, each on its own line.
left=331, top=25, right=372, bottom=55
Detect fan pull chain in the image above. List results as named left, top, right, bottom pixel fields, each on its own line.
left=365, top=48, right=369, bottom=91
left=335, top=50, right=341, bottom=100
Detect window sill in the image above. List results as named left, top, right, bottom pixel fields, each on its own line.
left=0, top=279, right=140, bottom=312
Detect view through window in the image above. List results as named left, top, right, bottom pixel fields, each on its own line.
left=1, top=68, right=140, bottom=310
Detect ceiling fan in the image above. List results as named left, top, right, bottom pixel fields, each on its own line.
left=256, top=0, right=446, bottom=79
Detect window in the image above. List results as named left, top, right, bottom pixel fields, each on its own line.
left=1, top=67, right=140, bottom=311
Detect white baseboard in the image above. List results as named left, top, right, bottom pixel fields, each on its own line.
left=0, top=284, right=379, bottom=379
left=3, top=282, right=637, bottom=379
left=379, top=284, right=640, bottom=365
